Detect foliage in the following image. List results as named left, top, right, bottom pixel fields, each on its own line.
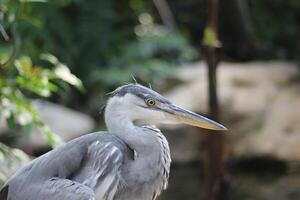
left=0, top=54, right=83, bottom=146
left=89, top=16, right=197, bottom=88
left=0, top=142, right=30, bottom=186
left=0, top=0, right=198, bottom=138
left=249, top=0, right=300, bottom=59
left=1, top=0, right=197, bottom=114
left=0, top=0, right=83, bottom=147
left=168, top=0, right=300, bottom=60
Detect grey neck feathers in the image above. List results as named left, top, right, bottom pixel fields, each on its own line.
left=104, top=98, right=153, bottom=152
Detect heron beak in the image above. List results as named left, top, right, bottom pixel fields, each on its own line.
left=162, top=104, right=227, bottom=131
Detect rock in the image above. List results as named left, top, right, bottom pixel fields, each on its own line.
left=163, top=126, right=205, bottom=163
left=161, top=61, right=300, bottom=162
left=160, top=165, right=300, bottom=200
left=165, top=61, right=298, bottom=115
left=21, top=100, right=96, bottom=150
left=0, top=100, right=96, bottom=151
left=233, top=85, right=300, bottom=160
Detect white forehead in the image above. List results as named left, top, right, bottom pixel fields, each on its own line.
left=108, top=93, right=144, bottom=106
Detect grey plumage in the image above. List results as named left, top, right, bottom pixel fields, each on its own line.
left=0, top=83, right=226, bottom=200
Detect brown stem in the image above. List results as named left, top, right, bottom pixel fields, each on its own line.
left=201, top=0, right=231, bottom=199
left=152, top=0, right=178, bottom=33
left=209, top=0, right=218, bottom=34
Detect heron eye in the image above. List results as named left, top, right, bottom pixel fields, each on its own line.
left=146, top=99, right=156, bottom=106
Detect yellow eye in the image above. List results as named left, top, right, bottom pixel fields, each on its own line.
left=146, top=99, right=156, bottom=106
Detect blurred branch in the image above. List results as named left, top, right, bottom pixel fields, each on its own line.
left=236, top=0, right=253, bottom=35
left=0, top=24, right=9, bottom=41
left=0, top=38, right=16, bottom=68
left=0, top=20, right=16, bottom=68
left=201, top=0, right=231, bottom=199
left=152, top=0, right=177, bottom=33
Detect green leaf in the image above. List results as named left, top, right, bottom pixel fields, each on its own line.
left=21, top=124, right=32, bottom=139
left=41, top=53, right=85, bottom=92
left=40, top=53, right=59, bottom=65
left=202, top=26, right=221, bottom=48
left=19, top=0, right=47, bottom=2
left=54, top=64, right=84, bottom=92
left=6, top=114, right=15, bottom=130
left=30, top=87, right=51, bottom=97
left=49, top=0, right=71, bottom=6
left=40, top=126, right=64, bottom=148
left=16, top=76, right=52, bottom=97
left=14, top=56, right=32, bottom=76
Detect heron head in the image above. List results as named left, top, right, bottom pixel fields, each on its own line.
left=105, top=84, right=227, bottom=131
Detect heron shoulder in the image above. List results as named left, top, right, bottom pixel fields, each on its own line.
left=79, top=140, right=127, bottom=199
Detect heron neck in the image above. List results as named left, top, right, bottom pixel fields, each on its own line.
left=105, top=112, right=136, bottom=136
left=104, top=103, right=152, bottom=151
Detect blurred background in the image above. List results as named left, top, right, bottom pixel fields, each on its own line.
left=1, top=0, right=300, bottom=199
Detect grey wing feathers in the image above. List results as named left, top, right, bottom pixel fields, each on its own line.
left=40, top=178, right=95, bottom=200
left=0, top=178, right=95, bottom=200
left=0, top=132, right=128, bottom=200
left=74, top=141, right=124, bottom=200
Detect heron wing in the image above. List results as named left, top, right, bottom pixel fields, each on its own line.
left=0, top=178, right=95, bottom=200
left=73, top=141, right=125, bottom=200
left=38, top=177, right=95, bottom=200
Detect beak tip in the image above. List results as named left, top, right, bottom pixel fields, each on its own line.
left=214, top=123, right=228, bottom=131
left=221, top=126, right=228, bottom=131
left=204, top=120, right=227, bottom=131
left=211, top=125, right=228, bottom=131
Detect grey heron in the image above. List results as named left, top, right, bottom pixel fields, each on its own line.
left=0, top=83, right=226, bottom=200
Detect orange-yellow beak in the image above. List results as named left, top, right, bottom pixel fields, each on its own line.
left=162, top=104, right=227, bottom=131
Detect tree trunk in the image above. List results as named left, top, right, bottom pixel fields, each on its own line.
left=201, top=0, right=231, bottom=199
